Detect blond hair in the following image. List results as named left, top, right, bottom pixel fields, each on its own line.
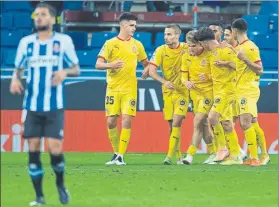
left=186, top=30, right=198, bottom=44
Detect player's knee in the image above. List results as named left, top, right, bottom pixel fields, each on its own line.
left=240, top=115, right=252, bottom=130
left=221, top=120, right=233, bottom=133
left=208, top=112, right=219, bottom=126
left=193, top=117, right=204, bottom=129
left=172, top=119, right=183, bottom=127
left=107, top=117, right=117, bottom=129
left=48, top=139, right=63, bottom=155
left=28, top=139, right=41, bottom=152
left=122, top=116, right=132, bottom=129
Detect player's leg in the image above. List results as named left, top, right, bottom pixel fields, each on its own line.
left=116, top=91, right=137, bottom=165
left=168, top=120, right=183, bottom=162
left=202, top=120, right=218, bottom=164
left=208, top=97, right=229, bottom=162
left=183, top=112, right=207, bottom=165
left=44, top=109, right=69, bottom=204
left=22, top=111, right=45, bottom=206
left=220, top=119, right=242, bottom=165
left=171, top=114, right=185, bottom=164
left=238, top=97, right=260, bottom=166
left=252, top=117, right=270, bottom=165
left=233, top=115, right=248, bottom=160
left=105, top=90, right=121, bottom=164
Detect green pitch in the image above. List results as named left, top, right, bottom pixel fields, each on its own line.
left=1, top=153, right=278, bottom=207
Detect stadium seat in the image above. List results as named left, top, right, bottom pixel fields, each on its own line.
left=155, top=32, right=185, bottom=47
left=3, top=1, right=33, bottom=12
left=91, top=32, right=117, bottom=48
left=77, top=50, right=99, bottom=68
left=2, top=49, right=17, bottom=67
left=66, top=32, right=88, bottom=50
left=1, top=13, right=13, bottom=29
left=260, top=50, right=278, bottom=68
left=254, top=33, right=278, bottom=50
left=270, top=14, right=278, bottom=32
left=64, top=1, right=83, bottom=10
left=14, top=13, right=33, bottom=29
left=242, top=15, right=269, bottom=34
left=134, top=32, right=152, bottom=50
left=1, top=30, right=23, bottom=47
left=259, top=1, right=278, bottom=15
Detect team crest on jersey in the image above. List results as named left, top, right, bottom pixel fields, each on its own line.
left=241, top=98, right=247, bottom=105
left=201, top=59, right=207, bottom=66
left=204, top=98, right=211, bottom=105
left=130, top=99, right=136, bottom=107
left=53, top=43, right=60, bottom=53
left=215, top=98, right=221, bottom=104
left=180, top=99, right=186, bottom=106
left=132, top=45, right=137, bottom=53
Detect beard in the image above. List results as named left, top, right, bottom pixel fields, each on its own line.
left=35, top=25, right=50, bottom=32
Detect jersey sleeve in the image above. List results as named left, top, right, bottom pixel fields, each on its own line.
left=181, top=53, right=189, bottom=82
left=63, top=36, right=79, bottom=67
left=245, top=45, right=261, bottom=63
left=98, top=41, right=110, bottom=61
left=14, top=38, right=28, bottom=69
left=149, top=47, right=163, bottom=68
left=137, top=41, right=148, bottom=62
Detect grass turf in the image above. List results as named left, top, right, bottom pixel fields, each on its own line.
left=1, top=153, right=278, bottom=207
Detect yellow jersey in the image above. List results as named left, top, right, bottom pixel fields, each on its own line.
left=98, top=36, right=147, bottom=91
left=182, top=49, right=213, bottom=94
left=235, top=40, right=261, bottom=95
left=150, top=43, right=188, bottom=94
left=209, top=47, right=237, bottom=95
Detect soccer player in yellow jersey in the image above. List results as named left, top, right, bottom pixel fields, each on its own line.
left=209, top=21, right=223, bottom=43
left=95, top=13, right=149, bottom=165
left=149, top=24, right=189, bottom=165
left=181, top=31, right=217, bottom=165
left=231, top=18, right=269, bottom=166
left=194, top=27, right=242, bottom=164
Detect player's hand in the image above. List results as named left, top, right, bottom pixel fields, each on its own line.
left=198, top=73, right=207, bottom=81
left=237, top=49, right=247, bottom=61
left=184, top=81, right=195, bottom=90
left=164, top=81, right=175, bottom=89
left=52, top=70, right=67, bottom=86
left=214, top=60, right=228, bottom=67
left=10, top=79, right=24, bottom=95
left=141, top=67, right=149, bottom=79
left=110, top=60, right=124, bottom=69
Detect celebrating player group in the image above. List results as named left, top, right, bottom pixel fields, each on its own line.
left=96, top=12, right=270, bottom=167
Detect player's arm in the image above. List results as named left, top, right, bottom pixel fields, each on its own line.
left=214, top=60, right=236, bottom=70
left=181, top=55, right=195, bottom=90
left=237, top=48, right=263, bottom=75
left=10, top=39, right=27, bottom=94
left=136, top=41, right=149, bottom=79
left=95, top=41, right=124, bottom=70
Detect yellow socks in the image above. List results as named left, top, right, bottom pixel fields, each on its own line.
left=187, top=145, right=198, bottom=156
left=118, top=128, right=131, bottom=155
left=244, top=127, right=258, bottom=159
left=207, top=143, right=217, bottom=155
left=253, top=122, right=268, bottom=155
left=108, top=128, right=119, bottom=153
left=175, top=138, right=182, bottom=158
left=213, top=123, right=226, bottom=149
left=225, top=130, right=240, bottom=156
left=167, top=127, right=180, bottom=158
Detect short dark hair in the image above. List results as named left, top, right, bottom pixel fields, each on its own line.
left=209, top=21, right=223, bottom=30
left=119, top=12, right=138, bottom=22
left=225, top=26, right=232, bottom=32
left=36, top=2, right=57, bottom=17
left=166, top=24, right=181, bottom=34
left=194, top=27, right=215, bottom=42
left=232, top=18, right=248, bottom=32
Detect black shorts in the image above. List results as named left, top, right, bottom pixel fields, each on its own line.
left=23, top=109, right=64, bottom=140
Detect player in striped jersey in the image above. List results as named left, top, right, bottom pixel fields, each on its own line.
left=10, top=3, right=80, bottom=206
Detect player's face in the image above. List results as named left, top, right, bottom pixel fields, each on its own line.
left=231, top=28, right=238, bottom=39
left=224, top=29, right=234, bottom=45
left=209, top=25, right=222, bottom=42
left=199, top=41, right=210, bottom=50
left=188, top=42, right=203, bottom=56
left=164, top=28, right=179, bottom=46
left=121, top=20, right=137, bottom=36
left=34, top=7, right=54, bottom=31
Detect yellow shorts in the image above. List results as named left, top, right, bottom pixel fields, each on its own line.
left=236, top=95, right=259, bottom=118
left=105, top=90, right=137, bottom=117
left=232, top=101, right=239, bottom=118
left=163, top=93, right=189, bottom=120
left=190, top=90, right=213, bottom=115
left=211, top=95, right=234, bottom=121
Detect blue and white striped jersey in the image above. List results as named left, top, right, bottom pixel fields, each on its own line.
left=14, top=32, right=79, bottom=112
